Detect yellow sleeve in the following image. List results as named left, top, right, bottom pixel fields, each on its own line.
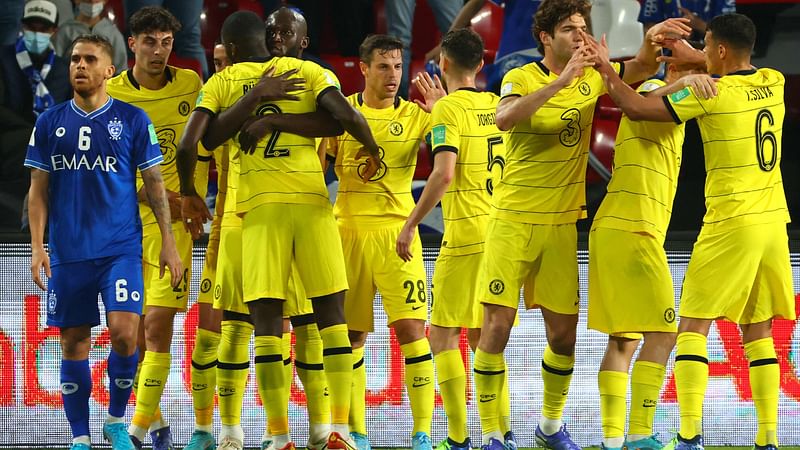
left=499, top=67, right=529, bottom=99
left=430, top=99, right=462, bottom=155
left=307, top=63, right=341, bottom=100
left=195, top=72, right=227, bottom=115
left=637, top=78, right=666, bottom=94
left=664, top=85, right=719, bottom=124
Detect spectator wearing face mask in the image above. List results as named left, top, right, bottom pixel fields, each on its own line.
left=53, top=0, right=127, bottom=75
left=0, top=0, right=70, bottom=227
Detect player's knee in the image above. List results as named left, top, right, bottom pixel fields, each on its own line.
left=391, top=319, right=426, bottom=345
left=60, top=334, right=91, bottom=359
left=429, top=325, right=460, bottom=354
left=349, top=330, right=368, bottom=348
left=109, top=327, right=138, bottom=356
left=548, top=330, right=577, bottom=356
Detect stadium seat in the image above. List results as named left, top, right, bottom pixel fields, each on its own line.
left=587, top=94, right=621, bottom=183
left=105, top=0, right=125, bottom=31
left=591, top=0, right=643, bottom=59
left=470, top=1, right=503, bottom=64
left=406, top=58, right=428, bottom=104
left=414, top=142, right=433, bottom=180
left=374, top=0, right=387, bottom=34
left=321, top=55, right=365, bottom=96
left=410, top=0, right=442, bottom=61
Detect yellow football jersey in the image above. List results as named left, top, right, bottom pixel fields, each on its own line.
left=664, top=68, right=789, bottom=233
left=107, top=66, right=211, bottom=233
left=330, top=93, right=430, bottom=225
left=493, top=61, right=622, bottom=224
left=196, top=57, right=341, bottom=214
left=430, top=88, right=504, bottom=256
left=594, top=79, right=685, bottom=240
left=221, top=140, right=243, bottom=228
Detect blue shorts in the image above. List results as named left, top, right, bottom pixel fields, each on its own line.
left=46, top=255, right=144, bottom=328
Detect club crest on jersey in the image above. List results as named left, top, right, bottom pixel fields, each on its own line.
left=107, top=117, right=123, bottom=141
left=578, top=82, right=591, bottom=96
left=389, top=122, right=403, bottom=136
left=178, top=101, right=191, bottom=116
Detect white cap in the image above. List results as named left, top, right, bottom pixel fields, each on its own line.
left=23, top=0, right=58, bottom=27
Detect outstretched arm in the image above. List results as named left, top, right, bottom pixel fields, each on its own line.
left=396, top=151, right=457, bottom=261
left=596, top=60, right=676, bottom=122
left=28, top=168, right=50, bottom=290
left=141, top=165, right=184, bottom=288
left=237, top=109, right=344, bottom=155
left=619, top=18, right=693, bottom=84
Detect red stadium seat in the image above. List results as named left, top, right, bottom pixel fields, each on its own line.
left=587, top=94, right=620, bottom=184
left=321, top=55, right=365, bottom=96
left=410, top=0, right=442, bottom=61
left=469, top=1, right=503, bottom=64
left=105, top=0, right=125, bottom=31
left=374, top=0, right=387, bottom=34
left=414, top=142, right=433, bottom=180
left=406, top=58, right=428, bottom=105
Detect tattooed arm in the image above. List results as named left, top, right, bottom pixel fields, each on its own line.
left=141, top=165, right=184, bottom=288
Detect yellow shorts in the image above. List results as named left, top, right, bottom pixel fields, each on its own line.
left=214, top=225, right=246, bottom=315
left=588, top=227, right=676, bottom=336
left=242, top=203, right=348, bottom=302
left=339, top=223, right=428, bottom=332
left=431, top=252, right=483, bottom=329
left=680, top=222, right=796, bottom=324
left=197, top=233, right=220, bottom=305
left=142, top=223, right=192, bottom=312
left=482, top=219, right=579, bottom=314
left=215, top=224, right=313, bottom=317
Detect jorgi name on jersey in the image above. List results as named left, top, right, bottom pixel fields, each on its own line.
left=51, top=153, right=118, bottom=172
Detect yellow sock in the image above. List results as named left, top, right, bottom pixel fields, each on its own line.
left=675, top=332, right=708, bottom=439
left=435, top=349, right=467, bottom=443
left=191, top=328, right=220, bottom=430
left=745, top=338, right=779, bottom=446
left=217, top=321, right=253, bottom=427
left=401, top=338, right=434, bottom=435
left=283, top=331, right=293, bottom=413
left=474, top=349, right=505, bottom=440
left=131, top=351, right=170, bottom=430
left=541, top=345, right=574, bottom=421
left=349, top=345, right=367, bottom=434
left=255, top=335, right=289, bottom=436
left=629, top=361, right=666, bottom=437
left=500, top=368, right=511, bottom=434
left=319, top=324, right=352, bottom=426
left=598, top=370, right=628, bottom=441
left=295, top=323, right=330, bottom=427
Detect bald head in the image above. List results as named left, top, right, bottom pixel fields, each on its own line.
left=265, top=7, right=309, bottom=58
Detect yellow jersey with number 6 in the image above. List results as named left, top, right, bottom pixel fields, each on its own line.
left=664, top=68, right=789, bottom=233
left=196, top=57, right=341, bottom=214
left=430, top=88, right=504, bottom=256
left=494, top=61, right=622, bottom=224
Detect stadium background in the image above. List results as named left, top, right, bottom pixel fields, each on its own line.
left=1, top=0, right=800, bottom=448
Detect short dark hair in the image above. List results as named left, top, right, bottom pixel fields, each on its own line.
left=441, top=29, right=484, bottom=71
left=707, top=13, right=756, bottom=53
left=221, top=10, right=265, bottom=46
left=359, top=34, right=403, bottom=65
left=532, top=0, right=592, bottom=54
left=128, top=6, right=181, bottom=36
left=71, top=34, right=114, bottom=60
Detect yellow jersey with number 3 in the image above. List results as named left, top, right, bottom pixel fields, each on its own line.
left=594, top=79, right=685, bottom=240
left=196, top=57, right=341, bottom=214
left=664, top=68, right=789, bottom=233
left=107, top=66, right=211, bottom=233
left=430, top=88, right=504, bottom=256
left=494, top=61, right=622, bottom=224
left=330, top=93, right=430, bottom=225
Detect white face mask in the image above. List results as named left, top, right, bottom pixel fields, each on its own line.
left=79, top=2, right=105, bottom=18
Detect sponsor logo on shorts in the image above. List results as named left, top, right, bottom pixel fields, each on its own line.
left=489, top=279, right=505, bottom=295
left=412, top=376, right=431, bottom=388
left=200, top=278, right=212, bottom=293
left=61, top=382, right=79, bottom=395
left=143, top=378, right=161, bottom=387
left=642, top=399, right=657, bottom=408
left=578, top=82, right=591, bottom=96
left=479, top=394, right=496, bottom=403
left=664, top=308, right=676, bottom=323
left=411, top=305, right=424, bottom=311
left=114, top=378, right=134, bottom=389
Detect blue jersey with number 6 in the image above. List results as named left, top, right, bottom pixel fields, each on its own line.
left=25, top=97, right=163, bottom=265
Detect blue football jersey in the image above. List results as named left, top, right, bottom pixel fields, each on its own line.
left=25, top=97, right=163, bottom=265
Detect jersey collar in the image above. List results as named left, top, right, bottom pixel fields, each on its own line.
left=70, top=96, right=114, bottom=119
left=727, top=68, right=758, bottom=76
left=357, top=92, right=400, bottom=109
left=126, top=65, right=174, bottom=90
left=456, top=87, right=479, bottom=92
left=535, top=61, right=551, bottom=76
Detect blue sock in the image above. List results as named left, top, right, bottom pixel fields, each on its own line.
left=107, top=349, right=138, bottom=418
left=61, top=359, right=92, bottom=438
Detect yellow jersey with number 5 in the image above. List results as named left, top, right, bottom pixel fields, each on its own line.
left=196, top=57, right=341, bottom=214
left=430, top=88, right=504, bottom=256
left=664, top=68, right=789, bottom=233
left=330, top=93, right=430, bottom=225
left=494, top=61, right=622, bottom=224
